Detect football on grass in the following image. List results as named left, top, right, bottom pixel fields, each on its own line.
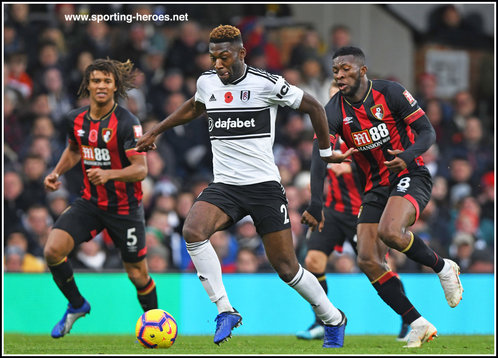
left=135, top=309, right=178, bottom=348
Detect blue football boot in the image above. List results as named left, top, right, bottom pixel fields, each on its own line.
left=51, top=299, right=91, bottom=338
left=213, top=308, right=242, bottom=345
left=323, top=309, right=347, bottom=348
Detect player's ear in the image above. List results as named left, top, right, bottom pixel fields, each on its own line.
left=360, top=65, right=368, bottom=77
left=239, top=46, right=247, bottom=60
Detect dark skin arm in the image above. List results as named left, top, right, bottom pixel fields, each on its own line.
left=135, top=97, right=206, bottom=152
left=299, top=92, right=357, bottom=163
left=44, top=141, right=81, bottom=191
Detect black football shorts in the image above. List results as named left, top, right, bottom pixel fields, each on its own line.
left=307, top=207, right=358, bottom=255
left=358, top=170, right=432, bottom=224
left=53, top=198, right=146, bottom=263
left=196, top=181, right=291, bottom=236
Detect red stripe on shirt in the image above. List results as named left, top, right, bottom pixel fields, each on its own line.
left=107, top=113, right=129, bottom=215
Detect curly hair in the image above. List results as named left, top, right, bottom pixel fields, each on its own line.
left=77, top=58, right=136, bottom=100
left=209, top=24, right=242, bottom=44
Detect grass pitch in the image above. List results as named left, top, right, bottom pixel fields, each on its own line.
left=3, top=333, right=494, bottom=355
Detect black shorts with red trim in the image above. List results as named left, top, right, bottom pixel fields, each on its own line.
left=196, top=181, right=291, bottom=236
left=306, top=207, right=358, bottom=256
left=358, top=169, right=432, bottom=224
left=53, top=198, right=146, bottom=263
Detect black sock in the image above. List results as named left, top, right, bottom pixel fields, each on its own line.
left=48, top=257, right=85, bottom=308
left=136, top=278, right=158, bottom=312
left=312, top=272, right=327, bottom=325
left=372, top=271, right=420, bottom=325
left=402, top=232, right=445, bottom=273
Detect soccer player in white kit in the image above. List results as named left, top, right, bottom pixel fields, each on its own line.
left=136, top=25, right=355, bottom=348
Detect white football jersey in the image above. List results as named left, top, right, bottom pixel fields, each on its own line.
left=195, top=65, right=304, bottom=185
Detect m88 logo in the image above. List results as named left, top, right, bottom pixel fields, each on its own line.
left=351, top=123, right=390, bottom=149
left=81, top=145, right=111, bottom=162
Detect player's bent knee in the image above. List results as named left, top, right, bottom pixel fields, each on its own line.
left=182, top=225, right=205, bottom=243
left=304, top=254, right=324, bottom=273
left=377, top=225, right=401, bottom=247
left=357, top=255, right=380, bottom=274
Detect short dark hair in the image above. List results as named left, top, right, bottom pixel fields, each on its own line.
left=78, top=58, right=135, bottom=100
left=332, top=46, right=366, bottom=66
left=209, top=25, right=242, bottom=44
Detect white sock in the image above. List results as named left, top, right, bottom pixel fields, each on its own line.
left=437, top=259, right=451, bottom=277
left=186, top=239, right=233, bottom=314
left=411, top=316, right=428, bottom=328
left=287, top=265, right=342, bottom=325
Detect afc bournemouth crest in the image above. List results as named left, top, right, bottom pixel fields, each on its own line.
left=370, top=104, right=384, bottom=120
left=102, top=128, right=113, bottom=143
left=240, top=90, right=250, bottom=102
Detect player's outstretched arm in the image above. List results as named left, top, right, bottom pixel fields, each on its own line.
left=297, top=92, right=331, bottom=154
left=44, top=141, right=80, bottom=191
left=136, top=97, right=206, bottom=152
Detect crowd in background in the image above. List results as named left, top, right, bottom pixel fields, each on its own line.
left=4, top=4, right=494, bottom=275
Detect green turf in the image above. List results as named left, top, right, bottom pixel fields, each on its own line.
left=3, top=333, right=494, bottom=355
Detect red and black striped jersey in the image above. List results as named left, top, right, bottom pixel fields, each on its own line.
left=65, top=103, right=145, bottom=214
left=325, top=79, right=428, bottom=194
left=324, top=141, right=363, bottom=216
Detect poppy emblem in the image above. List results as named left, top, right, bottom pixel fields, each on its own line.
left=225, top=92, right=233, bottom=103
left=89, top=129, right=98, bottom=143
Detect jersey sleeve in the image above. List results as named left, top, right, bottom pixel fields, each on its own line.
left=385, top=81, right=425, bottom=125
left=194, top=76, right=207, bottom=104
left=324, top=97, right=343, bottom=146
left=266, top=75, right=304, bottom=109
left=64, top=113, right=76, bottom=145
left=121, top=114, right=146, bottom=157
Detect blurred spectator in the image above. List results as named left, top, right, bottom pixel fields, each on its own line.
left=5, top=231, right=47, bottom=272
left=78, top=21, right=112, bottom=59
left=147, top=245, right=170, bottom=273
left=329, top=252, right=358, bottom=273
left=112, top=23, right=149, bottom=66
left=288, top=26, right=323, bottom=69
left=447, top=156, right=475, bottom=206
left=468, top=249, right=494, bottom=273
left=234, top=216, right=266, bottom=266
left=426, top=4, right=492, bottom=49
left=20, top=204, right=53, bottom=258
left=451, top=90, right=477, bottom=137
left=6, top=52, right=33, bottom=99
left=41, top=66, right=75, bottom=126
left=67, top=51, right=94, bottom=97
left=164, top=21, right=208, bottom=77
left=149, top=68, right=190, bottom=119
left=236, top=248, right=260, bottom=273
left=72, top=239, right=107, bottom=272
left=238, top=18, right=282, bottom=73
left=6, top=4, right=39, bottom=61
left=210, top=230, right=239, bottom=273
left=424, top=98, right=458, bottom=153
left=142, top=49, right=166, bottom=89
left=300, top=57, right=332, bottom=106
left=4, top=170, right=30, bottom=236
left=31, top=41, right=64, bottom=89
left=420, top=144, right=441, bottom=178
left=323, top=25, right=352, bottom=77
left=4, top=87, right=25, bottom=153
left=477, top=172, right=494, bottom=247
left=46, top=188, right=70, bottom=221
left=448, top=116, right=494, bottom=181
left=21, top=153, right=49, bottom=208
left=448, top=231, right=475, bottom=273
